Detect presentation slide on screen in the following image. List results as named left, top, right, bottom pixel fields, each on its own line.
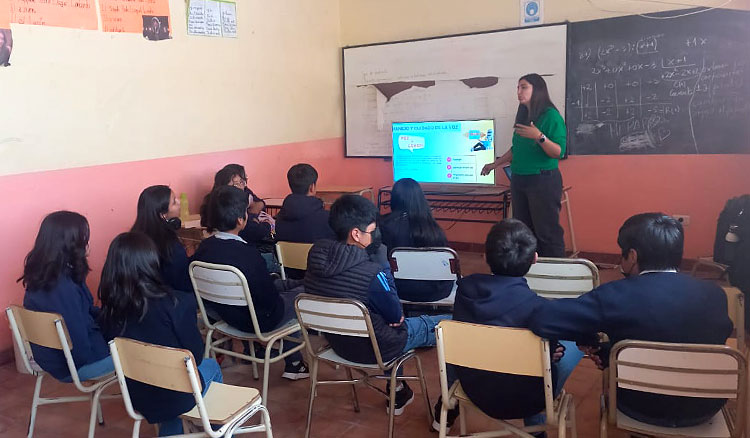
left=392, top=120, right=495, bottom=184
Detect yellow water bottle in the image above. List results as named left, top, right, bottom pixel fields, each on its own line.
left=179, top=193, right=190, bottom=222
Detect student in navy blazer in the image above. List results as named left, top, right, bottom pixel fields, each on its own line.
left=98, top=232, right=221, bottom=436
left=131, top=185, right=193, bottom=294
left=530, top=213, right=733, bottom=428
left=445, top=219, right=581, bottom=435
left=21, top=211, right=113, bottom=382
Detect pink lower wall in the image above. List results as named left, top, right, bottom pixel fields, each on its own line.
left=0, top=137, right=747, bottom=354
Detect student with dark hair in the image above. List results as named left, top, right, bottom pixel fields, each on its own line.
left=481, top=73, right=567, bottom=257
left=530, top=213, right=733, bottom=428
left=191, top=185, right=308, bottom=380
left=98, top=232, right=219, bottom=436
left=275, top=163, right=335, bottom=244
left=380, top=178, right=452, bottom=302
left=131, top=185, right=192, bottom=293
left=21, top=211, right=113, bottom=382
left=441, top=218, right=582, bottom=434
left=304, top=194, right=450, bottom=416
left=199, top=164, right=273, bottom=244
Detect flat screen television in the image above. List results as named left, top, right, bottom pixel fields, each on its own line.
left=392, top=120, right=496, bottom=186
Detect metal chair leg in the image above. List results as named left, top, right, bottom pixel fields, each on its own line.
left=249, top=341, right=260, bottom=380
left=203, top=329, right=214, bottom=359
left=438, top=402, right=449, bottom=438
left=87, top=389, right=105, bottom=438
left=413, top=355, right=433, bottom=426
left=27, top=374, right=44, bottom=438
left=262, top=341, right=273, bottom=403
left=569, top=397, right=578, bottom=438
left=344, top=367, right=360, bottom=412
left=260, top=405, right=274, bottom=438
left=304, top=359, right=319, bottom=438
left=387, top=367, right=400, bottom=438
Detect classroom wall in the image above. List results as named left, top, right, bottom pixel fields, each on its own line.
left=340, top=0, right=750, bottom=258
left=0, top=0, right=360, bottom=355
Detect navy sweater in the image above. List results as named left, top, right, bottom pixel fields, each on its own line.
left=453, top=274, right=555, bottom=419
left=161, top=240, right=193, bottom=294
left=23, top=275, right=110, bottom=380
left=104, top=291, right=202, bottom=424
left=275, top=194, right=335, bottom=244
left=379, top=212, right=454, bottom=302
left=191, top=235, right=284, bottom=333
left=530, top=272, right=733, bottom=426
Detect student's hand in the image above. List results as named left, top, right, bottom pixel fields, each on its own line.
left=258, top=211, right=275, bottom=225
left=552, top=345, right=565, bottom=363
left=389, top=316, right=404, bottom=328
left=480, top=161, right=497, bottom=176
left=514, top=122, right=543, bottom=140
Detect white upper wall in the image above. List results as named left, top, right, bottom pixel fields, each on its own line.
left=0, top=0, right=343, bottom=176
left=340, top=0, right=750, bottom=46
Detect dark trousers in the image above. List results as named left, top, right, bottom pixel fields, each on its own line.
left=511, top=168, right=565, bottom=257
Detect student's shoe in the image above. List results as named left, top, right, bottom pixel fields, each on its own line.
left=431, top=396, right=460, bottom=432
left=281, top=361, right=310, bottom=380
left=385, top=381, right=414, bottom=416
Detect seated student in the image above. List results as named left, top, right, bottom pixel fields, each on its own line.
left=304, top=194, right=450, bottom=415
left=445, top=219, right=582, bottom=434
left=98, top=232, right=220, bottom=436
left=21, top=211, right=113, bottom=382
left=191, top=185, right=308, bottom=380
left=275, top=163, right=335, bottom=243
left=530, top=213, right=733, bottom=428
left=131, top=185, right=193, bottom=293
left=380, top=177, right=453, bottom=302
left=199, top=164, right=275, bottom=245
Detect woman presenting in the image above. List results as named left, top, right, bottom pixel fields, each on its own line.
left=481, top=73, right=566, bottom=257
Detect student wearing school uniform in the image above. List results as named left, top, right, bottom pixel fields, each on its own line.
left=21, top=211, right=113, bottom=382
left=98, top=231, right=218, bottom=436
left=379, top=177, right=453, bottom=302
left=275, top=163, right=336, bottom=244
left=192, top=185, right=309, bottom=380
left=199, top=164, right=277, bottom=270
left=481, top=73, right=567, bottom=257
left=530, top=213, right=733, bottom=428
left=443, top=218, right=581, bottom=436
left=131, top=185, right=193, bottom=293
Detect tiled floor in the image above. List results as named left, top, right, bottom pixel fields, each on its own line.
left=0, top=253, right=738, bottom=437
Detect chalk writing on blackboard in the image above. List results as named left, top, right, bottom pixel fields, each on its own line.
left=567, top=9, right=750, bottom=155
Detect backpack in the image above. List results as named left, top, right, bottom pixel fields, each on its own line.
left=714, top=196, right=750, bottom=307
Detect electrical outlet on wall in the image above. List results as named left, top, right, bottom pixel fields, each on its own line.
left=672, top=215, right=690, bottom=226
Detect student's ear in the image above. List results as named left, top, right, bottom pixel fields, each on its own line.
left=532, top=252, right=538, bottom=264
left=308, top=182, right=317, bottom=196
left=627, top=248, right=639, bottom=271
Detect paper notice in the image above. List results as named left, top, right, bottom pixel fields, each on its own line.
left=220, top=1, right=236, bottom=38
left=187, top=0, right=206, bottom=36
left=9, top=0, right=98, bottom=30
left=205, top=0, right=221, bottom=37
left=99, top=0, right=171, bottom=34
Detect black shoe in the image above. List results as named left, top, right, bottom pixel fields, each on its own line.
left=431, top=396, right=460, bottom=431
left=282, top=361, right=310, bottom=380
left=386, top=381, right=414, bottom=416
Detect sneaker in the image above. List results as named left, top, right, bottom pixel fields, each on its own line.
left=281, top=361, right=310, bottom=380
left=386, top=381, right=414, bottom=416
left=431, top=396, right=460, bottom=432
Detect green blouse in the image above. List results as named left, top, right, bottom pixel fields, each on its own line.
left=510, top=106, right=567, bottom=175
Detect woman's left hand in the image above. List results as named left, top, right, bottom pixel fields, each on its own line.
left=514, top=121, right=543, bottom=140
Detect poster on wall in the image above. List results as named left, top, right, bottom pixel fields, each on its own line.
left=8, top=0, right=98, bottom=30
left=99, top=0, right=171, bottom=35
left=187, top=0, right=236, bottom=38
left=520, top=0, right=543, bottom=26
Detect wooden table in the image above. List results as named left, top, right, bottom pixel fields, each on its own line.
left=316, top=185, right=375, bottom=205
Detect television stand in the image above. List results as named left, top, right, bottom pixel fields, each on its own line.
left=377, top=185, right=511, bottom=224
